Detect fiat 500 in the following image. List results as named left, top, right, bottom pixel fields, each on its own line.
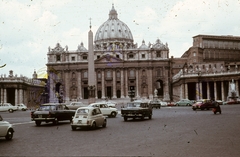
left=71, top=106, right=107, bottom=130
left=0, top=115, right=14, bottom=140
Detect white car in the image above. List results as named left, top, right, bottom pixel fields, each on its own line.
left=0, top=103, right=18, bottom=113
left=160, top=101, right=168, bottom=107
left=66, top=102, right=87, bottom=110
left=71, top=106, right=107, bottom=130
left=17, top=103, right=28, bottom=111
left=88, top=102, right=118, bottom=117
left=102, top=101, right=117, bottom=108
left=0, top=115, right=14, bottom=140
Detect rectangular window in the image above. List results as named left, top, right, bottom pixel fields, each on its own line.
left=129, top=54, right=134, bottom=58
left=71, top=56, right=75, bottom=61
left=97, top=55, right=100, bottom=59
left=116, top=55, right=119, bottom=58
left=56, top=55, right=61, bottom=61
left=156, top=51, right=161, bottom=57
left=142, top=54, right=145, bottom=58
left=83, top=56, right=88, bottom=60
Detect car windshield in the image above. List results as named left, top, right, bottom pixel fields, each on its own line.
left=39, top=105, right=56, bottom=111
left=127, top=103, right=141, bottom=107
left=77, top=109, right=89, bottom=114
left=150, top=101, right=159, bottom=104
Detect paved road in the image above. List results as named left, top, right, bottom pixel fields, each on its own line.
left=0, top=105, right=240, bottom=157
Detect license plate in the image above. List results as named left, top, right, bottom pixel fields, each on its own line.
left=38, top=115, right=42, bottom=118
left=77, top=120, right=82, bottom=124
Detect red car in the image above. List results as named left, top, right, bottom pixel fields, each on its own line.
left=192, top=99, right=215, bottom=110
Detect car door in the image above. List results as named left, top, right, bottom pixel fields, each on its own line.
left=0, top=116, right=8, bottom=136
left=99, top=104, right=111, bottom=115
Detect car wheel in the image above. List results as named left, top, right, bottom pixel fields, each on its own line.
left=71, top=126, right=76, bottom=131
left=214, top=112, right=216, bottom=114
left=35, top=121, right=41, bottom=126
left=53, top=119, right=58, bottom=125
left=102, top=120, right=107, bottom=128
left=91, top=122, right=96, bottom=130
left=186, top=104, right=190, bottom=106
left=22, top=108, right=26, bottom=111
left=192, top=108, right=196, bottom=111
left=5, top=128, right=14, bottom=140
left=8, top=109, right=13, bottom=113
left=149, top=115, right=152, bottom=119
left=124, top=116, right=128, bottom=121
left=111, top=112, right=117, bottom=118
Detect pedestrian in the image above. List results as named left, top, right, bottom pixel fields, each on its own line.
left=212, top=98, right=221, bottom=114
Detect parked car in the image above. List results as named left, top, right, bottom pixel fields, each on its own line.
left=17, top=103, right=28, bottom=111
left=0, top=103, right=18, bottom=113
left=160, top=101, right=168, bottom=107
left=66, top=102, right=87, bottom=110
left=216, top=100, right=223, bottom=105
left=31, top=103, right=75, bottom=126
left=71, top=106, right=107, bottom=130
left=175, top=99, right=193, bottom=106
left=88, top=102, right=118, bottom=117
left=0, top=115, right=14, bottom=140
left=148, top=100, right=161, bottom=109
left=192, top=99, right=215, bottom=110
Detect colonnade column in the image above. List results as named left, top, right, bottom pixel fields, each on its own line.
left=77, top=71, right=82, bottom=99
left=180, top=84, right=184, bottom=100
left=120, top=69, right=125, bottom=98
left=101, top=70, right=105, bottom=99
left=136, top=68, right=139, bottom=98
left=148, top=68, right=153, bottom=99
left=199, top=82, right=202, bottom=99
left=236, top=81, right=239, bottom=97
left=19, top=89, right=23, bottom=103
left=95, top=71, right=97, bottom=99
left=196, top=83, right=199, bottom=100
left=221, top=81, right=225, bottom=101
left=125, top=68, right=129, bottom=98
left=65, top=71, right=70, bottom=102
left=214, top=81, right=217, bottom=100
left=15, top=89, right=18, bottom=105
left=185, top=83, right=188, bottom=99
left=112, top=70, right=116, bottom=98
left=1, top=88, right=3, bottom=103
left=4, top=89, right=6, bottom=103
left=207, top=82, right=210, bottom=99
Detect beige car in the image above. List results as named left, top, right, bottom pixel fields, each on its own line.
left=66, top=102, right=87, bottom=110
left=88, top=102, right=118, bottom=117
left=71, top=106, right=107, bottom=130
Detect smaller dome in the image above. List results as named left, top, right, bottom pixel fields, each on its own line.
left=77, top=42, right=87, bottom=52
left=139, top=40, right=148, bottom=49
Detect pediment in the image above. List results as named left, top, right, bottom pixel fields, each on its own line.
left=95, top=54, right=123, bottom=63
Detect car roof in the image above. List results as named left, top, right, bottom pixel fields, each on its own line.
left=76, top=106, right=96, bottom=110
left=41, top=103, right=67, bottom=106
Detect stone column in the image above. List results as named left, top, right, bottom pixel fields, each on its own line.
left=221, top=81, right=225, bottom=101
left=101, top=70, right=105, bottom=99
left=19, top=89, right=23, bottom=103
left=180, top=84, right=184, bottom=100
left=1, top=88, right=3, bottom=103
left=207, top=82, right=210, bottom=99
left=95, top=71, right=98, bottom=99
left=148, top=68, right=153, bottom=99
left=236, top=80, right=239, bottom=97
left=65, top=71, right=70, bottom=102
left=214, top=81, right=217, bottom=100
left=196, top=83, right=199, bottom=100
left=112, top=69, right=117, bottom=98
left=78, top=71, right=82, bottom=99
left=121, top=69, right=125, bottom=98
left=125, top=68, right=129, bottom=98
left=4, top=89, right=7, bottom=103
left=199, top=82, right=202, bottom=99
left=136, top=68, right=140, bottom=98
left=15, top=89, right=18, bottom=105
left=185, top=83, right=188, bottom=99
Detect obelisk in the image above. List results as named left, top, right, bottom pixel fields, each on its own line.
left=88, top=19, right=96, bottom=104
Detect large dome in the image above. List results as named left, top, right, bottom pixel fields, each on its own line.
left=94, top=4, right=134, bottom=48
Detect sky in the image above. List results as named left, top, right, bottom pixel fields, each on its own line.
left=0, top=0, right=240, bottom=78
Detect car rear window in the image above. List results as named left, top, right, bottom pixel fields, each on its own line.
left=39, top=105, right=56, bottom=111
left=77, top=109, right=89, bottom=114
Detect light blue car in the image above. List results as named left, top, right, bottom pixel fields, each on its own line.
left=175, top=99, right=194, bottom=106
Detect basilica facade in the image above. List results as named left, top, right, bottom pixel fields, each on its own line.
left=47, top=5, right=171, bottom=103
